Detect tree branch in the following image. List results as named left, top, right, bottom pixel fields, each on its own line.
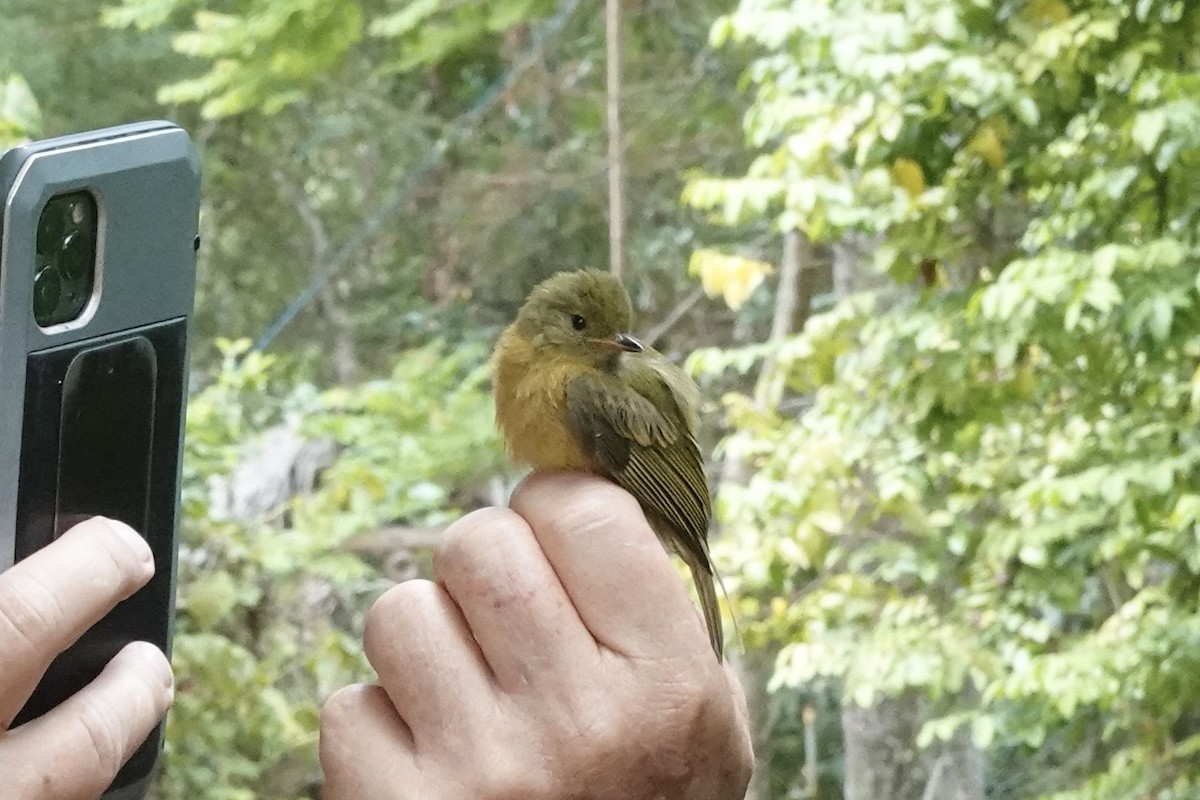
left=606, top=0, right=626, bottom=278
left=641, top=286, right=705, bottom=348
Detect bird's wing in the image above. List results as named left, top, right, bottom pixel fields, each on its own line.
left=564, top=366, right=712, bottom=567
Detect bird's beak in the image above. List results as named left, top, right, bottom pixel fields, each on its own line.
left=613, top=333, right=644, bottom=353
left=589, top=333, right=644, bottom=353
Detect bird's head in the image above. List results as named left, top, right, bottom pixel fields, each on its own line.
left=514, top=269, right=643, bottom=368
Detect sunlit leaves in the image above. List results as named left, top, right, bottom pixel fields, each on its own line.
left=688, top=248, right=774, bottom=310
left=699, top=0, right=1200, bottom=795
left=160, top=633, right=326, bottom=798
left=107, top=0, right=363, bottom=117
left=168, top=0, right=363, bottom=117
left=302, top=341, right=504, bottom=538
left=369, top=0, right=556, bottom=72
left=167, top=340, right=373, bottom=798
left=0, top=73, right=41, bottom=148
left=103, top=0, right=564, bottom=116
left=165, top=340, right=502, bottom=798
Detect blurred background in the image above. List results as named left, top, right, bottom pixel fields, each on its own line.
left=3, top=0, right=1200, bottom=797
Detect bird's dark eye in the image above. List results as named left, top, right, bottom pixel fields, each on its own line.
left=570, top=314, right=587, bottom=331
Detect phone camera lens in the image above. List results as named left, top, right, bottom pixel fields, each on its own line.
left=36, top=207, right=65, bottom=258
left=33, top=265, right=61, bottom=326
left=60, top=230, right=93, bottom=281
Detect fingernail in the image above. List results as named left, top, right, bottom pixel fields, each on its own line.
left=129, top=641, right=175, bottom=693
left=98, top=517, right=154, bottom=571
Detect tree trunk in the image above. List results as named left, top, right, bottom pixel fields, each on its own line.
left=739, top=650, right=775, bottom=800
left=832, top=235, right=984, bottom=800
left=273, top=170, right=360, bottom=383
left=830, top=232, right=886, bottom=297
left=792, top=235, right=821, bottom=334
left=605, top=0, right=625, bottom=279
left=843, top=693, right=984, bottom=800
left=743, top=231, right=817, bottom=800
left=755, top=230, right=809, bottom=409
left=770, top=231, right=803, bottom=342
left=319, top=281, right=360, bottom=385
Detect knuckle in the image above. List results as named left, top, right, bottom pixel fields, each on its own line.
left=320, top=684, right=389, bottom=789
left=319, top=684, right=369, bottom=744
left=363, top=580, right=437, bottom=655
left=433, top=508, right=528, bottom=578
left=552, top=484, right=643, bottom=541
left=573, top=691, right=624, bottom=745
left=74, top=691, right=126, bottom=781
left=549, top=689, right=626, bottom=770
left=470, top=753, right=555, bottom=800
left=0, top=572, right=64, bottom=653
left=364, top=583, right=406, bottom=633
left=661, top=670, right=719, bottom=729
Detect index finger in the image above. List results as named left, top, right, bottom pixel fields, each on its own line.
left=0, top=517, right=154, bottom=727
left=509, top=472, right=706, bottom=660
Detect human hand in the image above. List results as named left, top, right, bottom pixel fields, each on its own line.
left=320, top=472, right=753, bottom=800
left=0, top=517, right=174, bottom=799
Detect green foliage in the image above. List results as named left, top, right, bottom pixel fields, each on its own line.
left=164, top=343, right=362, bottom=799
left=161, top=340, right=499, bottom=798
left=183, top=83, right=443, bottom=374
left=102, top=0, right=561, bottom=118
left=0, top=73, right=42, bottom=148
left=96, top=0, right=750, bottom=375
left=0, top=0, right=181, bottom=135
left=369, top=0, right=557, bottom=73
left=298, top=341, right=506, bottom=539
left=692, top=0, right=1200, bottom=797
left=105, top=0, right=363, bottom=118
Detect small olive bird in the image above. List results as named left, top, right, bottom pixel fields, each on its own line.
left=493, top=269, right=723, bottom=659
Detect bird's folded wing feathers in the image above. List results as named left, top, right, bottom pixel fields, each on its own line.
left=564, top=370, right=712, bottom=565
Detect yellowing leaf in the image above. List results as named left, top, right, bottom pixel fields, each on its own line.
left=1015, top=361, right=1036, bottom=397
left=1025, top=0, right=1071, bottom=25
left=969, top=120, right=1008, bottom=169
left=891, top=157, right=926, bottom=198
left=688, top=249, right=773, bottom=310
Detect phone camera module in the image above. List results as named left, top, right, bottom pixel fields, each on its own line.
left=34, top=191, right=97, bottom=327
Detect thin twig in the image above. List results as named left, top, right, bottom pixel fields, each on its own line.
left=641, top=286, right=705, bottom=348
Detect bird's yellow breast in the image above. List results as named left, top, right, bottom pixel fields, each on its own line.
left=493, top=326, right=593, bottom=471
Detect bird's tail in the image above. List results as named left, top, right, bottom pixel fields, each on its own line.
left=684, top=550, right=725, bottom=661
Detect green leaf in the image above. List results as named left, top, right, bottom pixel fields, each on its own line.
left=1149, top=296, right=1174, bottom=341
left=0, top=74, right=42, bottom=147
left=1131, top=109, right=1166, bottom=153
left=369, top=0, right=440, bottom=37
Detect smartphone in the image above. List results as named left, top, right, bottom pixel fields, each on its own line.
left=0, top=122, right=199, bottom=799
